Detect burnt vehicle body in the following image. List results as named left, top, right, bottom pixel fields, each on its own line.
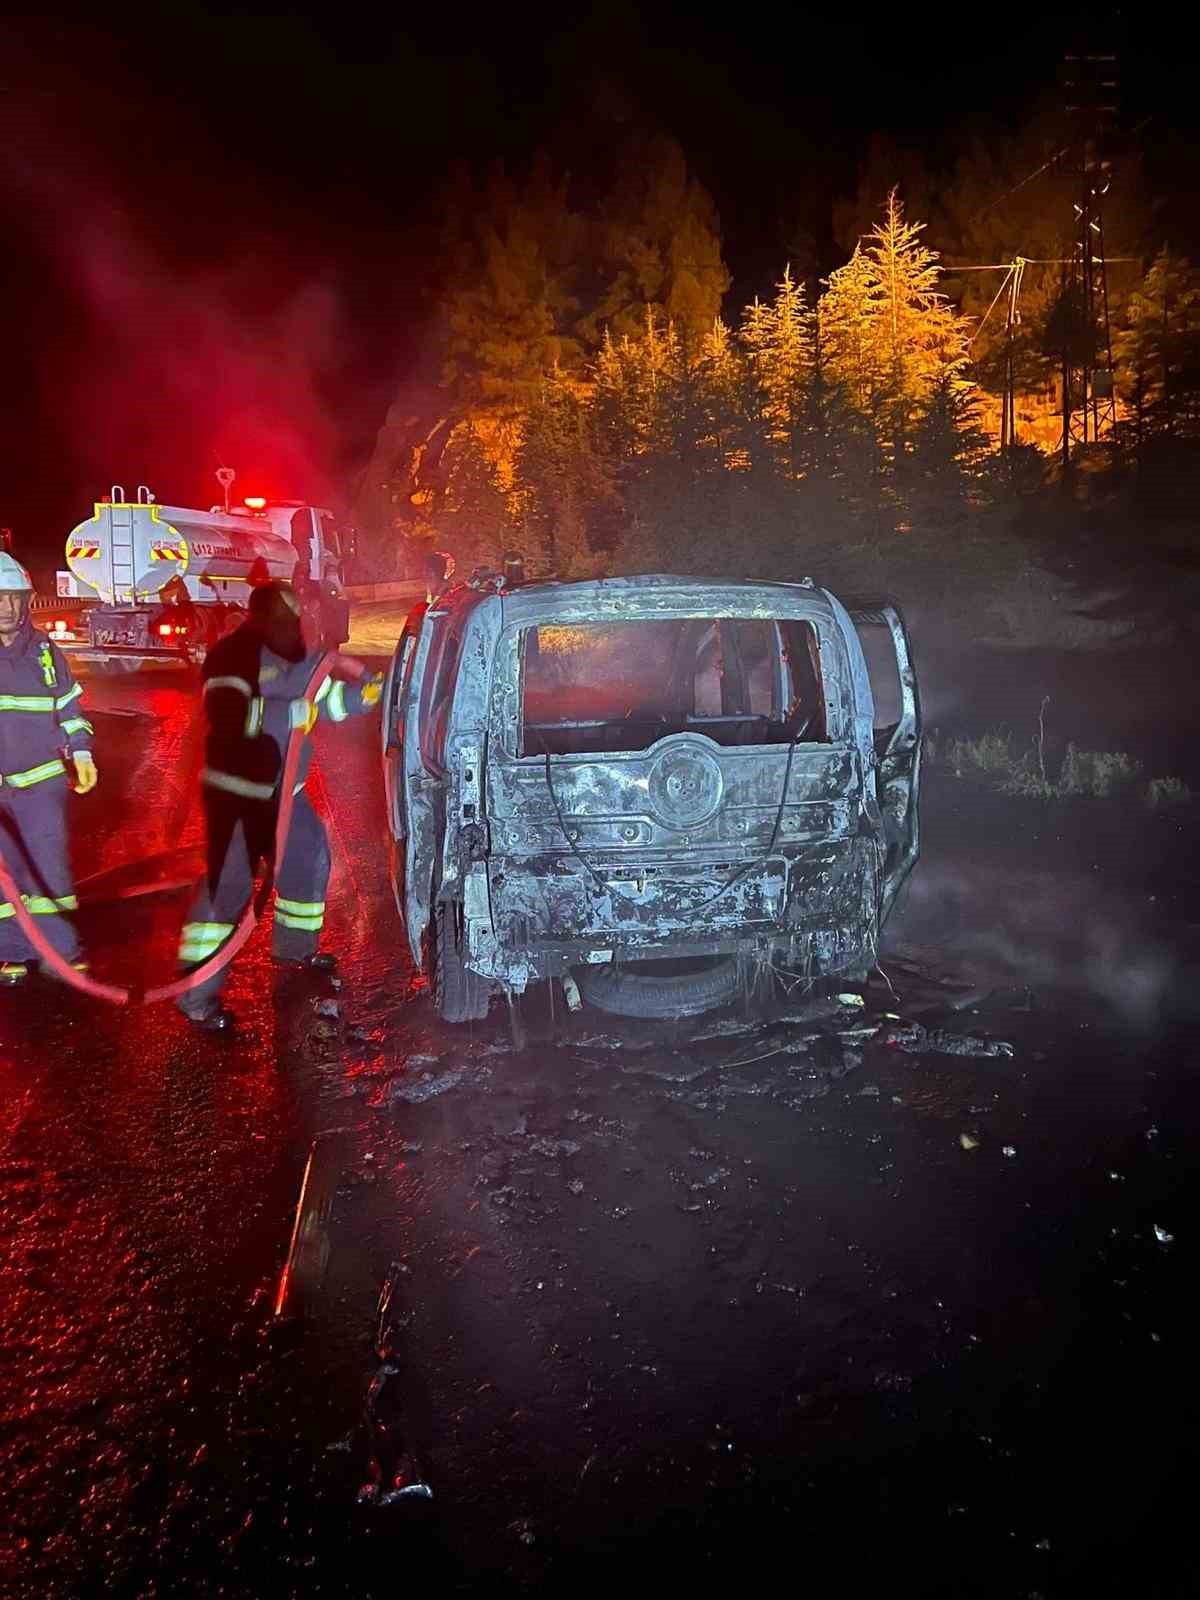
left=382, top=575, right=920, bottom=1022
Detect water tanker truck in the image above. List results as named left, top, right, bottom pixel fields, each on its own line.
left=58, top=482, right=351, bottom=670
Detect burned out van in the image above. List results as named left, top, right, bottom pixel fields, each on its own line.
left=382, top=574, right=920, bottom=1023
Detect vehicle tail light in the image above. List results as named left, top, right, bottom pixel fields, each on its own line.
left=158, top=623, right=174, bottom=636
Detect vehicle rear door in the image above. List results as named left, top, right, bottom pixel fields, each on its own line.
left=845, top=601, right=921, bottom=920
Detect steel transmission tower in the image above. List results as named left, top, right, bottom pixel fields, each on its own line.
left=1059, top=48, right=1120, bottom=459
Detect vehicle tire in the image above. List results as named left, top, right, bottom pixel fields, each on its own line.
left=575, top=956, right=741, bottom=1019
left=432, top=901, right=491, bottom=1023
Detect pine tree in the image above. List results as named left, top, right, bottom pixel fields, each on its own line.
left=439, top=157, right=588, bottom=429
left=593, top=311, right=751, bottom=574
left=512, top=368, right=617, bottom=578
left=426, top=423, right=515, bottom=574
left=903, top=372, right=991, bottom=529
left=1113, top=247, right=1200, bottom=447
left=819, top=190, right=972, bottom=514
left=581, top=134, right=731, bottom=347
left=740, top=267, right=814, bottom=476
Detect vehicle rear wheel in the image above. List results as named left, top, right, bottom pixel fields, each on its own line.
left=575, top=956, right=741, bottom=1019
left=432, top=901, right=491, bottom=1023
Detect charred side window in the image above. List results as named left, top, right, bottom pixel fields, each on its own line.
left=520, top=618, right=827, bottom=757
left=850, top=616, right=903, bottom=754
left=418, top=621, right=462, bottom=775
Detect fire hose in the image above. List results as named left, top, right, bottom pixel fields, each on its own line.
left=0, top=652, right=336, bottom=1006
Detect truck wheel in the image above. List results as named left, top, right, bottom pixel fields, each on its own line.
left=575, top=957, right=741, bottom=1019
left=432, top=902, right=491, bottom=1024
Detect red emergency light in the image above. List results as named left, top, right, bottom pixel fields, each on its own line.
left=243, top=496, right=267, bottom=511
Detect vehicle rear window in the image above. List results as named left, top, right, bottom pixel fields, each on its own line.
left=520, top=618, right=827, bottom=756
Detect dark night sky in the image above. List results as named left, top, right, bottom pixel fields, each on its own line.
left=1, top=5, right=1197, bottom=575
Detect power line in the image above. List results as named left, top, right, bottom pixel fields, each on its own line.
left=968, top=145, right=1073, bottom=224
left=969, top=263, right=1015, bottom=349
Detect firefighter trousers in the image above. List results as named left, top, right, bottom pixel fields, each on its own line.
left=0, top=779, right=81, bottom=965
left=176, top=786, right=330, bottom=1012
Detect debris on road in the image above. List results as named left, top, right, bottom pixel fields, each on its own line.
left=959, top=1133, right=981, bottom=1151
left=386, top=1063, right=491, bottom=1104
left=1153, top=1224, right=1175, bottom=1244
left=360, top=1264, right=433, bottom=1507
left=877, top=1019, right=1014, bottom=1058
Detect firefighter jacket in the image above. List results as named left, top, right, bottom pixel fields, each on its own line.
left=200, top=623, right=382, bottom=802
left=0, top=618, right=93, bottom=792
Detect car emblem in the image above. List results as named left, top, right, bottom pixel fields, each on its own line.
left=647, top=742, right=724, bottom=829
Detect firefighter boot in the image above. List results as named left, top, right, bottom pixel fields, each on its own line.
left=176, top=995, right=237, bottom=1033
left=274, top=951, right=339, bottom=974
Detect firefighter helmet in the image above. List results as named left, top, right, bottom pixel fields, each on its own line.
left=0, top=552, right=33, bottom=592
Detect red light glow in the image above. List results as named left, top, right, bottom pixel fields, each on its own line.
left=243, top=496, right=267, bottom=511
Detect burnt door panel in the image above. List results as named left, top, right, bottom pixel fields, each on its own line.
left=846, top=602, right=921, bottom=920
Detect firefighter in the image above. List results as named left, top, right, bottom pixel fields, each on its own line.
left=424, top=549, right=455, bottom=604
left=0, top=553, right=97, bottom=984
left=294, top=571, right=351, bottom=650
left=175, top=579, right=382, bottom=1031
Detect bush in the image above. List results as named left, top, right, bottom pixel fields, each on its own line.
left=1058, top=744, right=1142, bottom=798
left=934, top=724, right=1152, bottom=803
left=1144, top=776, right=1193, bottom=811
left=945, top=731, right=1019, bottom=779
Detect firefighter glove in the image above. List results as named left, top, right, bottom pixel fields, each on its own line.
left=71, top=752, right=98, bottom=793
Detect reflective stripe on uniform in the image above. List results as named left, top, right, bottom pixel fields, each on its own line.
left=0, top=759, right=67, bottom=788
left=325, top=681, right=348, bottom=722
left=0, top=693, right=56, bottom=712
left=60, top=716, right=94, bottom=738
left=55, top=683, right=83, bottom=710
left=205, top=676, right=253, bottom=697
left=288, top=697, right=315, bottom=730
left=275, top=896, right=325, bottom=916
left=0, top=893, right=77, bottom=920
left=23, top=894, right=78, bottom=914
left=178, top=920, right=235, bottom=963
left=314, top=678, right=333, bottom=703
left=201, top=767, right=276, bottom=800
left=244, top=696, right=265, bottom=737
left=275, top=895, right=325, bottom=932
left=361, top=673, right=384, bottom=708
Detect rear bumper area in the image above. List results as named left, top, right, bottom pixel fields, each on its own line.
left=471, top=836, right=882, bottom=987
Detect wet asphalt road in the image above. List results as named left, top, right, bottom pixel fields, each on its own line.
left=3, top=660, right=1200, bottom=1598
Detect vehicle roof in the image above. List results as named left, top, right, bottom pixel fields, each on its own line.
left=494, top=573, right=843, bottom=627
